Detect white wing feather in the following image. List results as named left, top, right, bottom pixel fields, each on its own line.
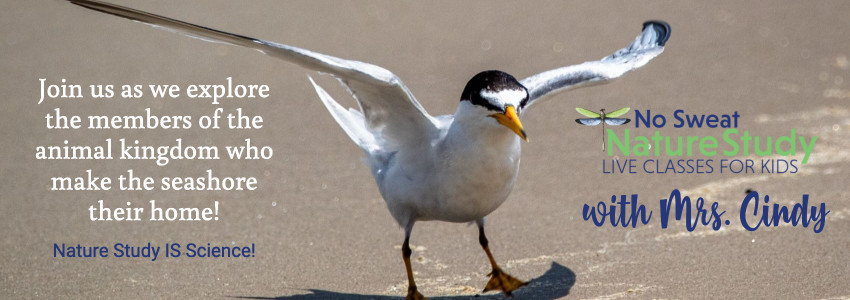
left=520, top=21, right=670, bottom=112
left=68, top=0, right=438, bottom=152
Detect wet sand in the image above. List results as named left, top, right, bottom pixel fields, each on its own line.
left=2, top=1, right=849, bottom=299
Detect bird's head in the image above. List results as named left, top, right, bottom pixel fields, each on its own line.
left=460, top=70, right=529, bottom=141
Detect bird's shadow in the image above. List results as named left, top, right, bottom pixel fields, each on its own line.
left=233, top=262, right=575, bottom=300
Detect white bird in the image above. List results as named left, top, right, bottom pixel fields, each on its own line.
left=68, top=1, right=670, bottom=298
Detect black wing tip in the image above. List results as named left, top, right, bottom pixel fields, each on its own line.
left=642, top=20, right=671, bottom=46
left=66, top=0, right=141, bottom=21
left=67, top=0, right=102, bottom=8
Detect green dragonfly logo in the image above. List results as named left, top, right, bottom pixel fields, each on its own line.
left=575, top=107, right=631, bottom=151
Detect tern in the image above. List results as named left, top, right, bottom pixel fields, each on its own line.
left=68, top=1, right=670, bottom=298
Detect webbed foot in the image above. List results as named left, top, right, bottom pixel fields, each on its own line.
left=406, top=285, right=428, bottom=300
left=483, top=267, right=527, bottom=296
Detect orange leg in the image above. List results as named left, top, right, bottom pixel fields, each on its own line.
left=478, top=221, right=527, bottom=296
left=403, top=227, right=427, bottom=300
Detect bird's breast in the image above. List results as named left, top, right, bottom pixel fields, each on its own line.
left=427, top=129, right=522, bottom=222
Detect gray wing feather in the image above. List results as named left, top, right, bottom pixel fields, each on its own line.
left=520, top=21, right=670, bottom=112
left=68, top=0, right=437, bottom=150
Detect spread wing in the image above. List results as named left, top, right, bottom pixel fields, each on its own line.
left=68, top=0, right=438, bottom=151
left=519, top=21, right=670, bottom=112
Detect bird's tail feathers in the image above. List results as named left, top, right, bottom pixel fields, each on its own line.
left=308, top=76, right=381, bottom=153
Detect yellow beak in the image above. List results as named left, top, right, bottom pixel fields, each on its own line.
left=489, top=106, right=528, bottom=141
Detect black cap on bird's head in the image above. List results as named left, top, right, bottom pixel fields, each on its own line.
left=461, top=70, right=528, bottom=111
left=460, top=70, right=529, bottom=141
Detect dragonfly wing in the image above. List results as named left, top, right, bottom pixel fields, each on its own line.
left=604, top=107, right=631, bottom=118
left=576, top=118, right=603, bottom=126
left=575, top=107, right=601, bottom=118
left=604, top=118, right=631, bottom=126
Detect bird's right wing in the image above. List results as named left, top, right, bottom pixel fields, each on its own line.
left=520, top=21, right=670, bottom=113
left=68, top=0, right=438, bottom=151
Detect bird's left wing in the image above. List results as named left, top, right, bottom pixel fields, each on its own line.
left=519, top=21, right=670, bottom=113
left=68, top=0, right=438, bottom=151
